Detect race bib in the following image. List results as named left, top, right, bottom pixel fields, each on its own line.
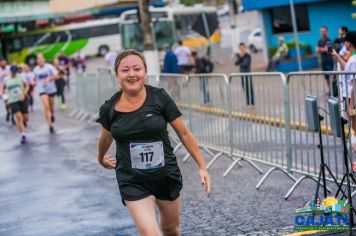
left=10, top=87, right=22, bottom=98
left=130, top=141, right=164, bottom=169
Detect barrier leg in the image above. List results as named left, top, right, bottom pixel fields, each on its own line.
left=206, top=152, right=223, bottom=169
left=285, top=175, right=332, bottom=200
left=241, top=158, right=264, bottom=174
left=346, top=190, right=356, bottom=204
left=68, top=108, right=79, bottom=117
left=256, top=167, right=297, bottom=190
left=182, top=153, right=190, bottom=162
left=173, top=142, right=183, bottom=154
left=223, top=157, right=242, bottom=177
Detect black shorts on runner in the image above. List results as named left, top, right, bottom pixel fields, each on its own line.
left=39, top=92, right=56, bottom=97
left=118, top=174, right=183, bottom=206
left=10, top=100, right=29, bottom=114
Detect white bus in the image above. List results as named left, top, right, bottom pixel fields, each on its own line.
left=119, top=5, right=221, bottom=53
left=7, top=17, right=122, bottom=65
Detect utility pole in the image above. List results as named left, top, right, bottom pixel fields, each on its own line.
left=138, top=0, right=154, bottom=50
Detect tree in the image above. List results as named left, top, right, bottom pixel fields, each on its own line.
left=138, top=0, right=154, bottom=50
left=353, top=0, right=356, bottom=19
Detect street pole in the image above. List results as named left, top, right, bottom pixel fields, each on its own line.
left=138, top=0, right=160, bottom=77
left=138, top=0, right=154, bottom=50
left=289, top=0, right=302, bottom=71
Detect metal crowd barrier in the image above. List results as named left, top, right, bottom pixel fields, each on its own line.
left=284, top=71, right=356, bottom=199
left=228, top=72, right=294, bottom=181
left=72, top=69, right=356, bottom=199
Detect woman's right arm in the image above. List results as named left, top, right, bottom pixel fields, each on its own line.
left=98, top=127, right=116, bottom=169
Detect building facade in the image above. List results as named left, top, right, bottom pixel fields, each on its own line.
left=242, top=0, right=355, bottom=63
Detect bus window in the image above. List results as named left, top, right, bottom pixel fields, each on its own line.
left=8, top=37, right=23, bottom=53
left=89, top=24, right=120, bottom=37
left=154, top=21, right=175, bottom=50
left=174, top=14, right=198, bottom=36
left=122, top=23, right=144, bottom=50
left=70, top=28, right=88, bottom=41
left=37, top=32, right=56, bottom=46
left=23, top=35, right=39, bottom=48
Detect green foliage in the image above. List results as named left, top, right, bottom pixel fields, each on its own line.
left=180, top=0, right=204, bottom=6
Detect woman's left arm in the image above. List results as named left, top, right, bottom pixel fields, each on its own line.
left=170, top=116, right=211, bottom=197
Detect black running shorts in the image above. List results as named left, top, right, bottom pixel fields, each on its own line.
left=10, top=100, right=29, bottom=114
left=118, top=174, right=183, bottom=206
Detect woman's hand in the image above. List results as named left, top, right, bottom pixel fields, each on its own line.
left=99, top=154, right=116, bottom=169
left=199, top=168, right=211, bottom=197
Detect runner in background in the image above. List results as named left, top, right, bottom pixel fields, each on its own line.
left=0, top=65, right=30, bottom=144
left=33, top=54, right=58, bottom=133
left=0, top=58, right=15, bottom=125
left=22, top=64, right=36, bottom=112
left=58, top=51, right=71, bottom=89
left=53, top=58, right=67, bottom=110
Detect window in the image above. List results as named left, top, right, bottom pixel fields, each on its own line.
left=70, top=24, right=119, bottom=40
left=7, top=37, right=23, bottom=52
left=122, top=23, right=144, bottom=50
left=270, top=4, right=310, bottom=34
left=154, top=21, right=175, bottom=50
left=23, top=35, right=39, bottom=48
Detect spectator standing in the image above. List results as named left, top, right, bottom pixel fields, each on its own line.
left=191, top=50, right=214, bottom=104
left=317, top=26, right=335, bottom=95
left=334, top=26, right=349, bottom=57
left=174, top=40, right=192, bottom=73
left=235, top=42, right=254, bottom=106
left=162, top=44, right=179, bottom=74
left=266, top=37, right=289, bottom=72
left=333, top=32, right=356, bottom=136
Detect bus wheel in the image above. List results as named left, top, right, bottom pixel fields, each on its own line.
left=98, top=46, right=109, bottom=57
left=26, top=55, right=37, bottom=67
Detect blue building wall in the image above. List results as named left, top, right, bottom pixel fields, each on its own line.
left=261, top=0, right=355, bottom=54
left=242, top=0, right=326, bottom=11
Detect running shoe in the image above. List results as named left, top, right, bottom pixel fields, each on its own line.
left=20, top=135, right=27, bottom=144
left=60, top=103, right=67, bottom=110
left=49, top=126, right=55, bottom=134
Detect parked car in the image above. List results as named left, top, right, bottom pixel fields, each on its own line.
left=247, top=28, right=263, bottom=53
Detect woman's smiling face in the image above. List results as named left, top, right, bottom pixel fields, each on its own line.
left=117, top=54, right=147, bottom=95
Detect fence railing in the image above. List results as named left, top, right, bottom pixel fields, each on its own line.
left=72, top=68, right=356, bottom=199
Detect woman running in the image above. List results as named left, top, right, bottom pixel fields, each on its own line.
left=53, top=58, right=67, bottom=110
left=97, top=50, right=211, bottom=235
left=33, top=54, right=58, bottom=133
left=1, top=65, right=29, bottom=144
left=22, top=64, right=36, bottom=112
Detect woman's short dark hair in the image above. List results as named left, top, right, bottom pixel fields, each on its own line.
left=114, top=49, right=147, bottom=75
left=239, top=42, right=245, bottom=47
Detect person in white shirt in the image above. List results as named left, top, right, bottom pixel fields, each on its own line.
left=104, top=51, right=118, bottom=71
left=33, top=54, right=58, bottom=133
left=333, top=31, right=356, bottom=150
left=0, top=58, right=14, bottom=124
left=174, top=40, right=192, bottom=73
